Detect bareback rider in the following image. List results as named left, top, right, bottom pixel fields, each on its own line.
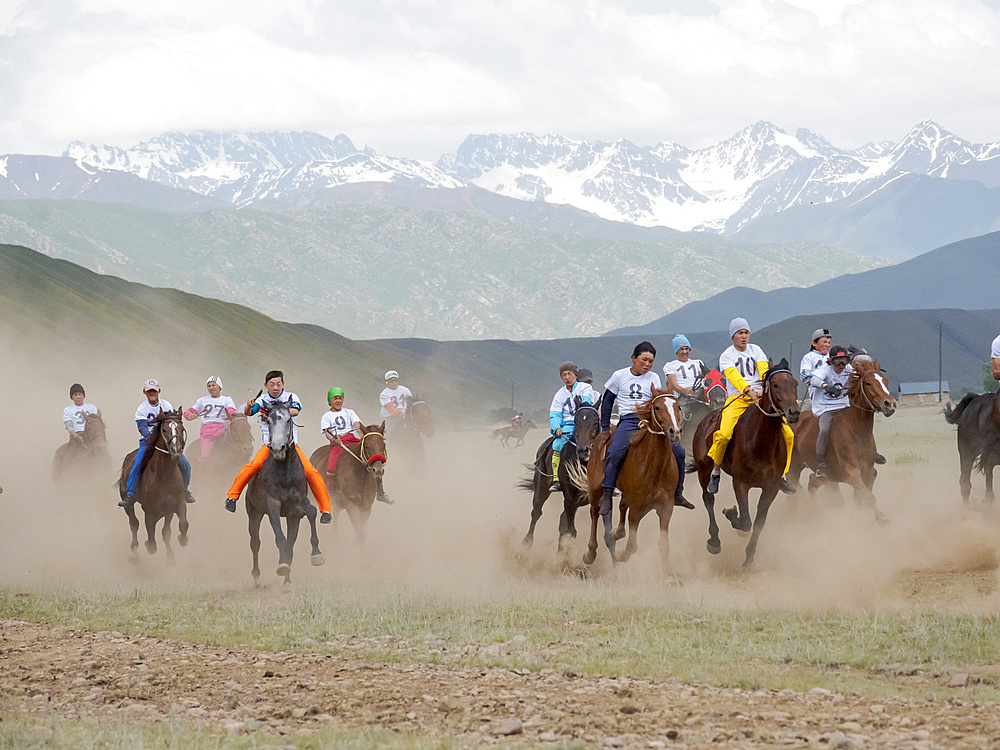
left=548, top=361, right=593, bottom=491
left=63, top=383, right=99, bottom=444
left=707, top=318, right=796, bottom=495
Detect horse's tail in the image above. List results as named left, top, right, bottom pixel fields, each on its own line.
left=516, top=464, right=536, bottom=493
left=944, top=393, right=978, bottom=424
left=975, top=428, right=1000, bottom=473
left=492, top=429, right=503, bottom=440
left=564, top=459, right=589, bottom=496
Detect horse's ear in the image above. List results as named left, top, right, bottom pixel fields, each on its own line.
left=574, top=395, right=582, bottom=407
left=96, top=409, right=102, bottom=418
left=594, top=394, right=602, bottom=410
left=378, top=420, right=385, bottom=434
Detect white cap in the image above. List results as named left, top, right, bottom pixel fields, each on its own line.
left=206, top=375, right=223, bottom=388
left=142, top=378, right=160, bottom=392
left=384, top=370, right=399, bottom=381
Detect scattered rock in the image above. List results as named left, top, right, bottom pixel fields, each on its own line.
left=495, top=718, right=523, bottom=735
left=948, top=673, right=970, bottom=687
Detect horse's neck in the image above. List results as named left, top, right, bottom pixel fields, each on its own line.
left=737, top=404, right=781, bottom=448
left=845, top=401, right=875, bottom=431
left=631, top=431, right=673, bottom=474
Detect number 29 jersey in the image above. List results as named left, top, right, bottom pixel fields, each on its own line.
left=719, top=343, right=768, bottom=398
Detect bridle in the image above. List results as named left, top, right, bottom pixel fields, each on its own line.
left=850, top=368, right=890, bottom=413
left=340, top=430, right=388, bottom=472
left=641, top=393, right=679, bottom=435
left=154, top=416, right=186, bottom=458
left=755, top=368, right=793, bottom=418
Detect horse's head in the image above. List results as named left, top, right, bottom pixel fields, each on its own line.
left=573, top=395, right=602, bottom=463
left=407, top=399, right=434, bottom=437
left=849, top=357, right=896, bottom=416
left=154, top=409, right=186, bottom=462
left=82, top=411, right=107, bottom=445
left=266, top=402, right=294, bottom=460
left=706, top=384, right=727, bottom=410
left=636, top=387, right=682, bottom=442
left=228, top=413, right=255, bottom=453
left=359, top=422, right=388, bottom=479
left=763, top=358, right=800, bottom=424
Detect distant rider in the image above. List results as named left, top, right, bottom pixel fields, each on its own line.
left=183, top=376, right=237, bottom=461
left=379, top=370, right=413, bottom=443
left=63, top=383, right=99, bottom=444
left=799, top=327, right=831, bottom=403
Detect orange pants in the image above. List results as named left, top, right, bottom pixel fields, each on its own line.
left=227, top=444, right=331, bottom=512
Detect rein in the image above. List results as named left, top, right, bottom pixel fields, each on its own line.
left=850, top=370, right=884, bottom=413
left=755, top=368, right=792, bottom=418
left=639, top=394, right=678, bottom=435
left=340, top=431, right=387, bottom=469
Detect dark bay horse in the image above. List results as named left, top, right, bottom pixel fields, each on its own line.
left=185, top=413, right=254, bottom=487
left=493, top=419, right=537, bottom=448
left=679, top=371, right=728, bottom=452
left=308, top=422, right=388, bottom=540
left=944, top=391, right=1000, bottom=503
left=578, top=388, right=682, bottom=568
left=53, top=411, right=111, bottom=482
left=393, top=397, right=432, bottom=467
left=520, top=398, right=602, bottom=551
left=247, top=401, right=324, bottom=590
left=116, top=410, right=189, bottom=557
left=788, top=357, right=896, bottom=523
left=691, top=359, right=800, bottom=568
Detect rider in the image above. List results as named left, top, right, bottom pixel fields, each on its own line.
left=663, top=334, right=707, bottom=420
left=379, top=370, right=413, bottom=443
left=707, top=318, right=797, bottom=495
left=322, top=386, right=394, bottom=504
left=63, top=383, right=99, bottom=444
left=598, top=342, right=693, bottom=515
left=809, top=344, right=852, bottom=477
left=576, top=368, right=601, bottom=405
left=799, top=328, right=832, bottom=403
left=183, top=376, right=237, bottom=461
left=118, top=379, right=195, bottom=508
left=224, top=370, right=332, bottom=523
left=548, top=361, right=593, bottom=491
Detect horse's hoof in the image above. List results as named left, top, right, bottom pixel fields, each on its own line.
left=722, top=506, right=741, bottom=529
left=876, top=513, right=890, bottom=527
left=276, top=563, right=290, bottom=576
left=707, top=539, right=721, bottom=555
left=521, top=535, right=533, bottom=549
left=582, top=549, right=597, bottom=565
left=178, top=535, right=188, bottom=548
left=282, top=582, right=294, bottom=594
left=612, top=527, right=626, bottom=541
left=310, top=553, right=325, bottom=567
left=145, top=543, right=157, bottom=555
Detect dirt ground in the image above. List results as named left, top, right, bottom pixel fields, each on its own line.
left=3, top=617, right=1000, bottom=749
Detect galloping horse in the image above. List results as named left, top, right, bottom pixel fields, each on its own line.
left=246, top=401, right=324, bottom=590
left=53, top=411, right=111, bottom=482
left=788, top=357, right=896, bottom=523
left=520, top=398, right=602, bottom=551
left=395, top=397, right=433, bottom=465
left=493, top=419, right=537, bottom=448
left=691, top=359, right=800, bottom=568
left=308, top=422, right=388, bottom=540
left=944, top=391, right=1000, bottom=503
left=116, top=410, right=189, bottom=557
left=578, top=388, right=682, bottom=568
left=679, top=370, right=728, bottom=452
left=185, top=413, right=254, bottom=486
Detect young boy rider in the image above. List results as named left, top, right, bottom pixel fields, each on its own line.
left=321, top=386, right=393, bottom=504
left=63, top=383, right=99, bottom=444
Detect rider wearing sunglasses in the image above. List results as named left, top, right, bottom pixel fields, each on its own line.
left=809, top=345, right=852, bottom=477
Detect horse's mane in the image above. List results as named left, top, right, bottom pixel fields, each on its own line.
left=631, top=388, right=672, bottom=446
left=137, top=409, right=181, bottom=475
left=847, top=357, right=877, bottom=400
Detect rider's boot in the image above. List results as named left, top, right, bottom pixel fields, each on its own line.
left=599, top=487, right=614, bottom=516
left=320, top=511, right=332, bottom=523
left=707, top=469, right=721, bottom=495
left=186, top=490, right=196, bottom=504
left=779, top=474, right=797, bottom=494
left=376, top=478, right=395, bottom=505
left=674, top=490, right=695, bottom=509
left=225, top=497, right=237, bottom=513
left=549, top=450, right=561, bottom=491
left=815, top=455, right=828, bottom=477
left=118, top=494, right=136, bottom=508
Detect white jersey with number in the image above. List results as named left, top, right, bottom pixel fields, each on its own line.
left=799, top=350, right=827, bottom=400
left=135, top=398, right=174, bottom=425
left=604, top=368, right=661, bottom=419
left=379, top=385, right=413, bottom=419
left=719, top=344, right=768, bottom=398
left=191, top=395, right=237, bottom=425
left=321, top=408, right=361, bottom=438
left=663, top=359, right=705, bottom=393
left=577, top=383, right=601, bottom=406
left=992, top=334, right=1000, bottom=359
left=253, top=390, right=301, bottom=444
left=810, top=363, right=853, bottom=416
left=63, top=402, right=98, bottom=432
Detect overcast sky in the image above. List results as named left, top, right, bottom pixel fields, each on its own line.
left=2, top=0, right=999, bottom=159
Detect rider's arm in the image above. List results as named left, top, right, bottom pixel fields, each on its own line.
left=722, top=366, right=749, bottom=395
left=600, top=389, right=616, bottom=431
left=994, top=358, right=1000, bottom=381
left=183, top=407, right=198, bottom=420
left=136, top=419, right=151, bottom=439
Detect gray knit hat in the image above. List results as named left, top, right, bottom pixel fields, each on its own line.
left=729, top=317, right=750, bottom=338
left=559, top=361, right=578, bottom=374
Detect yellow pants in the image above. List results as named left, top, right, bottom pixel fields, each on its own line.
left=708, top=394, right=794, bottom=474
left=227, top=444, right=331, bottom=512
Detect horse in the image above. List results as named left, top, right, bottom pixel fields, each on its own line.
left=246, top=401, right=325, bottom=590
left=678, top=371, right=728, bottom=452
left=520, top=398, right=602, bottom=551
left=116, top=409, right=189, bottom=557
left=392, top=397, right=433, bottom=466
left=944, top=391, right=1000, bottom=503
left=185, top=413, right=254, bottom=489
left=788, top=357, right=896, bottom=523
left=571, top=388, right=682, bottom=568
left=308, top=422, right=388, bottom=540
left=691, top=358, right=801, bottom=568
left=493, top=419, right=537, bottom=448
left=53, top=411, right=112, bottom=482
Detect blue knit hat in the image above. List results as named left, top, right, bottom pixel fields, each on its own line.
left=672, top=334, right=691, bottom=353
left=729, top=317, right=750, bottom=338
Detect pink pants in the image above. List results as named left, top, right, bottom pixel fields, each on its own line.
left=199, top=423, right=227, bottom=460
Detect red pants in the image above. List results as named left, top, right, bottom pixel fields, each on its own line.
left=227, top=444, right=331, bottom=512
left=327, top=433, right=361, bottom=474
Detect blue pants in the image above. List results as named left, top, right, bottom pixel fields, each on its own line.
left=552, top=421, right=575, bottom=452
left=126, top=441, right=191, bottom=497
left=601, top=415, right=685, bottom=495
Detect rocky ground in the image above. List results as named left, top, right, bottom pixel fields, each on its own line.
left=3, top=619, right=1000, bottom=748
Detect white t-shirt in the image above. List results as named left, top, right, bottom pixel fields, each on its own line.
left=190, top=395, right=237, bottom=425
left=549, top=382, right=593, bottom=423
left=379, top=385, right=413, bottom=419
left=719, top=344, right=768, bottom=398
left=663, top=359, right=705, bottom=394
left=135, top=398, right=174, bottom=424
left=810, top=362, right=853, bottom=416
left=252, top=390, right=301, bottom=444
left=604, top=367, right=661, bottom=419
left=63, top=402, right=99, bottom=432
left=992, top=334, right=1000, bottom=359
left=321, top=408, right=361, bottom=438
left=577, top=383, right=601, bottom=405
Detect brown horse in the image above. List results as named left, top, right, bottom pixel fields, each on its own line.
left=493, top=419, right=537, bottom=448
left=53, top=411, right=111, bottom=482
left=116, top=409, right=189, bottom=557
left=308, top=423, right=388, bottom=540
left=691, top=358, right=800, bottom=568
left=944, top=391, right=1000, bottom=504
left=185, top=413, right=254, bottom=488
left=788, top=357, right=896, bottom=523
left=578, top=388, right=682, bottom=568
left=678, top=376, right=728, bottom=452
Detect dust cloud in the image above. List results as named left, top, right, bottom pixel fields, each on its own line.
left=1, top=329, right=999, bottom=617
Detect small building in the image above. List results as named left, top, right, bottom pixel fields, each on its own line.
left=896, top=381, right=949, bottom=406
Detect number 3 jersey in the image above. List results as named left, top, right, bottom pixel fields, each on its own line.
left=63, top=402, right=99, bottom=432
left=718, top=343, right=768, bottom=398
left=320, top=408, right=361, bottom=438
left=603, top=367, right=662, bottom=419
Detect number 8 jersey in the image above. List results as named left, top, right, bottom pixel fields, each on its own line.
left=718, top=343, right=768, bottom=398
left=603, top=367, right=662, bottom=418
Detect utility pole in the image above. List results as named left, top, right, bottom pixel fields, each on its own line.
left=938, top=322, right=943, bottom=403
left=511, top=379, right=514, bottom=411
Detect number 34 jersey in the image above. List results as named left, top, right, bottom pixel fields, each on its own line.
left=719, top=343, right=768, bottom=398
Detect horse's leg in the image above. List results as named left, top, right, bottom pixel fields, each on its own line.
left=698, top=464, right=722, bottom=554
left=144, top=510, right=159, bottom=555
left=558, top=487, right=583, bottom=552
left=958, top=443, right=975, bottom=504
left=126, top=505, right=140, bottom=555
left=304, top=502, right=324, bottom=566
left=248, top=508, right=263, bottom=584
left=267, top=507, right=290, bottom=578
left=723, top=481, right=753, bottom=532
left=177, top=498, right=189, bottom=547
left=346, top=500, right=367, bottom=542
left=655, top=502, right=673, bottom=572
left=282, top=513, right=302, bottom=588
left=161, top=512, right=174, bottom=561
left=844, top=466, right=888, bottom=525
left=985, top=463, right=996, bottom=504
left=522, top=472, right=550, bottom=548
left=743, top=487, right=779, bottom=568
left=583, top=500, right=600, bottom=565
left=617, top=503, right=649, bottom=563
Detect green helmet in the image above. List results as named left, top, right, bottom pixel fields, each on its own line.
left=327, top=387, right=345, bottom=401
